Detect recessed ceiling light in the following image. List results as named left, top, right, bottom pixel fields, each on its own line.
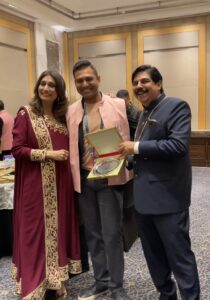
left=8, top=3, right=16, bottom=9
left=51, top=25, right=67, bottom=32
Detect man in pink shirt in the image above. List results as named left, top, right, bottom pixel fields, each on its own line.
left=0, top=99, right=14, bottom=159
left=67, top=60, right=132, bottom=300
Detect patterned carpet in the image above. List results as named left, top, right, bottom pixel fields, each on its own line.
left=0, top=167, right=210, bottom=300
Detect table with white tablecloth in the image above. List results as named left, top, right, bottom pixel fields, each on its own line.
left=0, top=182, right=14, bottom=209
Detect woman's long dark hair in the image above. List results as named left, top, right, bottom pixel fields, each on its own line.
left=30, top=70, right=68, bottom=124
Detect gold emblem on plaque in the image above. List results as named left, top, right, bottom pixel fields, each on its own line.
left=93, top=158, right=120, bottom=175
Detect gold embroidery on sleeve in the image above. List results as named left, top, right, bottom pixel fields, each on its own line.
left=31, top=149, right=47, bottom=161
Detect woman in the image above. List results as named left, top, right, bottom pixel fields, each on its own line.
left=12, top=70, right=81, bottom=300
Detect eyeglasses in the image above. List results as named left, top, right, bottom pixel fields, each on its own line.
left=132, top=78, right=152, bottom=86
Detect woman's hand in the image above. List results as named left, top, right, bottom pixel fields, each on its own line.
left=46, top=149, right=69, bottom=161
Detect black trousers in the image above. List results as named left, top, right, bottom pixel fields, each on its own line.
left=0, top=149, right=12, bottom=160
left=0, top=210, right=13, bottom=258
left=78, top=176, right=124, bottom=290
left=135, top=209, right=200, bottom=300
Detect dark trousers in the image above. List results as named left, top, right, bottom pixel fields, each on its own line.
left=0, top=150, right=12, bottom=160
left=0, top=210, right=13, bottom=258
left=78, top=177, right=124, bottom=290
left=135, top=209, right=200, bottom=300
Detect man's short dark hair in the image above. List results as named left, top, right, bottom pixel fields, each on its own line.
left=132, top=64, right=164, bottom=93
left=116, top=89, right=130, bottom=99
left=0, top=100, right=5, bottom=110
left=73, top=60, right=98, bottom=77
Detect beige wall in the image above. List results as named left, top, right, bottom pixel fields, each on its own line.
left=1, top=11, right=210, bottom=127
left=34, top=23, right=64, bottom=77
left=206, top=21, right=210, bottom=128
left=67, top=15, right=210, bottom=129
left=0, top=11, right=36, bottom=80
left=0, top=12, right=36, bottom=116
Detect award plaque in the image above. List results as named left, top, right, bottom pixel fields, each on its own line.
left=93, top=158, right=121, bottom=175
left=85, top=127, right=125, bottom=179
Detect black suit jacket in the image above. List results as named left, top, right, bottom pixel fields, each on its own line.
left=133, top=94, right=192, bottom=214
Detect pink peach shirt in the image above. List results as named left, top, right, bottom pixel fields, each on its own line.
left=0, top=110, right=14, bottom=151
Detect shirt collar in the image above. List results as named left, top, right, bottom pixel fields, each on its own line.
left=143, top=93, right=166, bottom=112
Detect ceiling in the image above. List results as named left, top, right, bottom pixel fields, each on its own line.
left=1, top=0, right=210, bottom=32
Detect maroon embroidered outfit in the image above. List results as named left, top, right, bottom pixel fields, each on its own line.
left=12, top=106, right=81, bottom=300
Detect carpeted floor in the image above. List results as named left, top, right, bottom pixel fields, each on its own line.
left=0, top=167, right=210, bottom=299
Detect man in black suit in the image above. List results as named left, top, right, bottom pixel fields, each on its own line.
left=119, top=65, right=200, bottom=300
left=116, top=89, right=141, bottom=140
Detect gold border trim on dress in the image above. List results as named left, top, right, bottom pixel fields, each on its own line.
left=12, top=107, right=81, bottom=299
left=24, top=106, right=69, bottom=292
